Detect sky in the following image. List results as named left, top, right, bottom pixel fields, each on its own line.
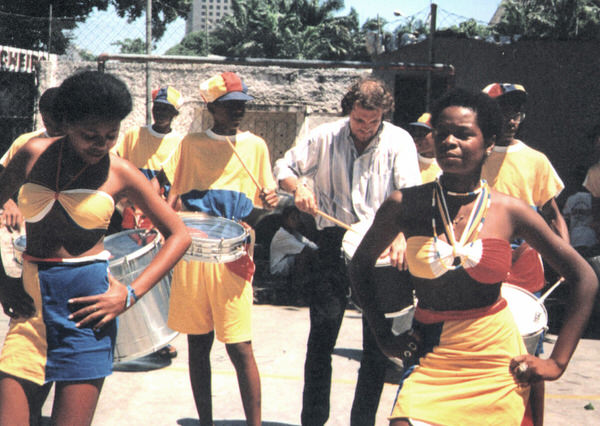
left=72, top=0, right=502, bottom=56
left=343, top=0, right=500, bottom=25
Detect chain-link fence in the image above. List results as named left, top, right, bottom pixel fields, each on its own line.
left=72, top=6, right=186, bottom=58
left=0, top=5, right=186, bottom=59
left=1, top=4, right=489, bottom=60
left=381, top=5, right=493, bottom=51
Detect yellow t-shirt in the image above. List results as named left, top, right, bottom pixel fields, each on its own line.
left=0, top=129, right=47, bottom=167
left=482, top=140, right=564, bottom=208
left=113, top=125, right=182, bottom=179
left=418, top=154, right=441, bottom=184
left=163, top=128, right=276, bottom=219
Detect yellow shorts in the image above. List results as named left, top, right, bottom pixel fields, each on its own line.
left=167, top=254, right=254, bottom=343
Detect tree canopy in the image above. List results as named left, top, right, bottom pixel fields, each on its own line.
left=166, top=0, right=371, bottom=61
left=0, top=1, right=190, bottom=54
left=495, top=0, right=600, bottom=40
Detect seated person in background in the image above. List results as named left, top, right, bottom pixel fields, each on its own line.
left=582, top=124, right=600, bottom=240
left=407, top=112, right=441, bottom=183
left=270, top=205, right=318, bottom=301
left=563, top=168, right=599, bottom=257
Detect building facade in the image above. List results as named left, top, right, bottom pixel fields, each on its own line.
left=186, top=0, right=232, bottom=35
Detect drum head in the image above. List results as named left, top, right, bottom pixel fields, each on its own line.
left=182, top=216, right=246, bottom=243
left=342, top=220, right=390, bottom=267
left=104, top=229, right=159, bottom=265
left=502, top=283, right=548, bottom=336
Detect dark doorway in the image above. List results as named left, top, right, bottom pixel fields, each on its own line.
left=393, top=72, right=454, bottom=128
left=0, top=71, right=37, bottom=155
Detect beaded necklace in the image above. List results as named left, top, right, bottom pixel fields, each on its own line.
left=431, top=178, right=491, bottom=270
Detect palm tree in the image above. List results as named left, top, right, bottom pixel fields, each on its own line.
left=209, top=0, right=366, bottom=60
left=494, top=0, right=600, bottom=40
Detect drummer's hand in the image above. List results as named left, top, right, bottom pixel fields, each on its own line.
left=259, top=188, right=279, bottom=210
left=68, top=275, right=128, bottom=330
left=0, top=277, right=35, bottom=318
left=1, top=199, right=23, bottom=231
left=293, top=184, right=317, bottom=215
left=510, top=354, right=563, bottom=384
left=380, top=232, right=407, bottom=270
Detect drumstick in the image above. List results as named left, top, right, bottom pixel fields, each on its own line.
left=224, top=136, right=355, bottom=232
left=538, top=277, right=566, bottom=303
left=315, top=209, right=356, bottom=232
left=225, top=136, right=263, bottom=192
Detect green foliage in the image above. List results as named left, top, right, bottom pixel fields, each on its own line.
left=111, top=37, right=148, bottom=54
left=165, top=31, right=210, bottom=56
left=112, top=0, right=191, bottom=41
left=494, top=0, right=600, bottom=40
left=207, top=0, right=369, bottom=60
left=0, top=0, right=190, bottom=54
left=444, top=19, right=494, bottom=38
left=77, top=48, right=97, bottom=61
left=0, top=1, right=107, bottom=54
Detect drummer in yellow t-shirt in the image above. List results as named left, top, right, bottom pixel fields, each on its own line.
left=407, top=112, right=441, bottom=184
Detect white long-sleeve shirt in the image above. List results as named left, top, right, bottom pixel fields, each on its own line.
left=273, top=118, right=421, bottom=229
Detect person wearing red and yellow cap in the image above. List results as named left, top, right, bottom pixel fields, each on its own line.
left=408, top=112, right=441, bottom=183
left=482, top=82, right=569, bottom=426
left=161, top=72, right=278, bottom=426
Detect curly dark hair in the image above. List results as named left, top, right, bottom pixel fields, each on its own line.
left=38, top=87, right=60, bottom=123
left=54, top=71, right=132, bottom=125
left=340, top=77, right=394, bottom=116
left=431, top=88, right=502, bottom=143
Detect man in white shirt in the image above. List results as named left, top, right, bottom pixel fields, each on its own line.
left=274, top=77, right=421, bottom=426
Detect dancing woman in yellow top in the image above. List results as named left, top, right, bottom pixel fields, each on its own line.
left=349, top=88, right=597, bottom=426
left=0, top=71, right=190, bottom=425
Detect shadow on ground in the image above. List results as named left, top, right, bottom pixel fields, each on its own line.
left=112, top=352, right=172, bottom=372
left=178, top=419, right=298, bottom=426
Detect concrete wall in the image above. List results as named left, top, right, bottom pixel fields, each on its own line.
left=38, top=60, right=371, bottom=160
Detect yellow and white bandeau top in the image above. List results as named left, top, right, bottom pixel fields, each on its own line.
left=18, top=183, right=115, bottom=230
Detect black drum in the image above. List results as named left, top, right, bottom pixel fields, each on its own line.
left=342, top=220, right=414, bottom=314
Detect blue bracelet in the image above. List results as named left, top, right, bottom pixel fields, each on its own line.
left=125, top=284, right=139, bottom=308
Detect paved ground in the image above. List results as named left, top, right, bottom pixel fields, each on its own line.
left=0, top=301, right=599, bottom=425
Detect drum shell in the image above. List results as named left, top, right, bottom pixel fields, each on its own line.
left=352, top=267, right=415, bottom=314
left=106, top=230, right=178, bottom=363
left=180, top=214, right=248, bottom=263
left=342, top=221, right=414, bottom=313
left=502, top=283, right=548, bottom=355
left=13, top=230, right=177, bottom=363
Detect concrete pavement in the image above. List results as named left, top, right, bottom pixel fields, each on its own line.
left=1, top=303, right=599, bottom=425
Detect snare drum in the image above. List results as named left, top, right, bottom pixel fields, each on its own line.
left=13, top=229, right=178, bottom=363
left=179, top=213, right=249, bottom=263
left=502, top=283, right=548, bottom=355
left=342, top=220, right=413, bottom=314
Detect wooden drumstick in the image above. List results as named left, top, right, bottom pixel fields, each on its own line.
left=225, top=137, right=355, bottom=232
left=225, top=136, right=263, bottom=192
left=315, top=209, right=355, bottom=232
